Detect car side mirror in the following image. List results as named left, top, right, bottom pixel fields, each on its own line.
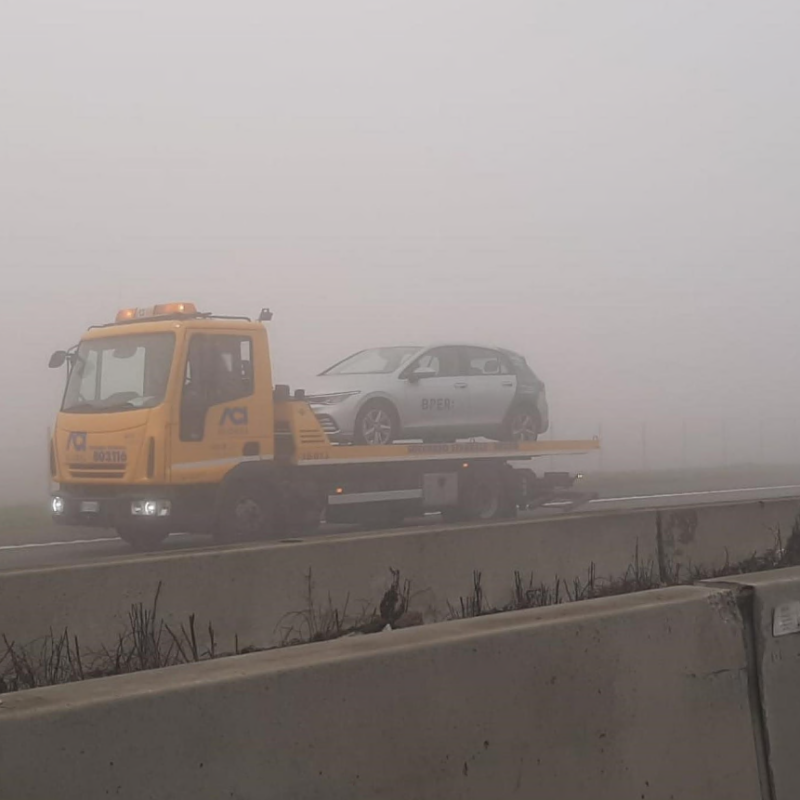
left=49, top=351, right=68, bottom=369
left=408, top=367, right=437, bottom=383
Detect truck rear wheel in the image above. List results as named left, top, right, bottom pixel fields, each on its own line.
left=217, top=480, right=275, bottom=542
left=358, top=505, right=406, bottom=530
left=116, top=526, right=169, bottom=552
left=443, top=467, right=511, bottom=522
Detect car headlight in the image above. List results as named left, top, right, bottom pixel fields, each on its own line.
left=309, top=391, right=361, bottom=406
left=51, top=496, right=66, bottom=515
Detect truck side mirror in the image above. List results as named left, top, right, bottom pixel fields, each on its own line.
left=49, top=351, right=67, bottom=369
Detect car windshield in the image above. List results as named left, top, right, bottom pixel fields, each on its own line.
left=62, top=333, right=175, bottom=413
left=321, top=347, right=419, bottom=375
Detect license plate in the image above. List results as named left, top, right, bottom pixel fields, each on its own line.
left=80, top=501, right=100, bottom=513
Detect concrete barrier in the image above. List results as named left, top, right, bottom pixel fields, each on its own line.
left=708, top=565, right=800, bottom=800
left=0, top=585, right=767, bottom=800
left=0, top=509, right=659, bottom=652
left=2, top=498, right=798, bottom=656
left=658, top=498, right=800, bottom=574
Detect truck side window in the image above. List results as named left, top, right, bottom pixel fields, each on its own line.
left=180, top=335, right=254, bottom=441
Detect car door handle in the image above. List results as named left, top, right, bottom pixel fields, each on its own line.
left=454, top=382, right=468, bottom=389
left=502, top=381, right=514, bottom=387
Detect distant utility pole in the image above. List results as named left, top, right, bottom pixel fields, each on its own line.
left=641, top=421, right=648, bottom=471
left=721, top=419, right=728, bottom=467
left=681, top=419, right=688, bottom=469
left=598, top=422, right=604, bottom=471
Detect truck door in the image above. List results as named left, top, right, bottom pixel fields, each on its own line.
left=170, top=333, right=268, bottom=484
left=401, top=346, right=470, bottom=438
left=462, top=347, right=517, bottom=432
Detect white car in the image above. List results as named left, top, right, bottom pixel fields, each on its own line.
left=305, top=344, right=549, bottom=445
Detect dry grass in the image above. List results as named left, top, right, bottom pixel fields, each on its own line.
left=450, top=524, right=800, bottom=620
left=0, top=582, right=224, bottom=692
left=276, top=568, right=415, bottom=645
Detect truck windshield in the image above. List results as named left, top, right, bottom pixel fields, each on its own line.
left=322, top=347, right=419, bottom=375
left=62, top=333, right=175, bottom=413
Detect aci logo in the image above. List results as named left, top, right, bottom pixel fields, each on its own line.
left=67, top=432, right=88, bottom=452
left=220, top=407, right=248, bottom=427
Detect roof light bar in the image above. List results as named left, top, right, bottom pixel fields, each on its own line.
left=115, top=303, right=198, bottom=324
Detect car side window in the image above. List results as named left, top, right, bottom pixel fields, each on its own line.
left=412, top=347, right=462, bottom=378
left=465, top=347, right=511, bottom=376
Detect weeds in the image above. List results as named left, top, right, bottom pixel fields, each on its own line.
left=0, top=582, right=224, bottom=693
left=277, top=568, right=417, bottom=645
left=449, top=527, right=800, bottom=620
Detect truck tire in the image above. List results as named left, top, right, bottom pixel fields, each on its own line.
left=278, top=477, right=325, bottom=537
left=358, top=505, right=406, bottom=530
left=216, top=479, right=276, bottom=542
left=354, top=400, right=399, bottom=445
left=443, top=467, right=506, bottom=522
left=116, top=526, right=169, bottom=552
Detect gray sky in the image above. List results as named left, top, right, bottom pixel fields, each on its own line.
left=2, top=1, right=800, bottom=499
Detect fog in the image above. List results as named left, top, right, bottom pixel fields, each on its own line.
left=2, top=1, right=800, bottom=503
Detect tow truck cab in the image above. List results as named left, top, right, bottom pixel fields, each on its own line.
left=49, top=304, right=282, bottom=542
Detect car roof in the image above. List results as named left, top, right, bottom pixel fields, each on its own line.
left=352, top=343, right=518, bottom=353
left=419, top=342, right=516, bottom=354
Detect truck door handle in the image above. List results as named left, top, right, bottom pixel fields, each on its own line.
left=502, top=381, right=514, bottom=387
left=454, top=382, right=468, bottom=389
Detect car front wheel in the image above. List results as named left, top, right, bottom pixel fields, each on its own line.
left=354, top=401, right=399, bottom=445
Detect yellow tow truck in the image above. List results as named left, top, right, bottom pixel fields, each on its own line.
left=48, top=303, right=599, bottom=549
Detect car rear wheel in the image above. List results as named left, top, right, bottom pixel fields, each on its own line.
left=504, top=405, right=540, bottom=442
left=354, top=401, right=399, bottom=445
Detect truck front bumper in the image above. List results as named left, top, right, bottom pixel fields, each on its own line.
left=50, top=490, right=173, bottom=530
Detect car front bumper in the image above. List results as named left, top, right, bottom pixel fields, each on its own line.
left=309, top=397, right=361, bottom=442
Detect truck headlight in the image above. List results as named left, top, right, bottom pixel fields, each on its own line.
left=51, top=496, right=66, bottom=515
left=131, top=499, right=171, bottom=517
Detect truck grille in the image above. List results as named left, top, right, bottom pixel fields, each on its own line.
left=68, top=464, right=126, bottom=480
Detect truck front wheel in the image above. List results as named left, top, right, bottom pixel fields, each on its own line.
left=216, top=480, right=276, bottom=542
left=116, top=526, right=169, bottom=552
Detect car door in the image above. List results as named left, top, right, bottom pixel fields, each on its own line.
left=400, top=346, right=470, bottom=438
left=462, top=346, right=517, bottom=434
